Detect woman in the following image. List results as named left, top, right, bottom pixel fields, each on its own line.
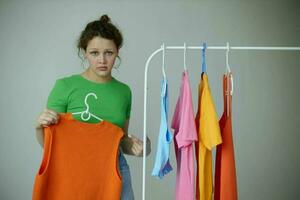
left=34, top=14, right=151, bottom=200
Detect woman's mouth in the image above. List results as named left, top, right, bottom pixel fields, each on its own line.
left=96, top=66, right=108, bottom=71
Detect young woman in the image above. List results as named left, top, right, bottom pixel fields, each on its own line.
left=35, top=14, right=151, bottom=200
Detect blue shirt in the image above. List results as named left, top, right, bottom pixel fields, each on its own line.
left=151, top=78, right=173, bottom=179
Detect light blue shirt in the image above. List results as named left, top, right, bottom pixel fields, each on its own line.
left=151, top=78, right=173, bottom=179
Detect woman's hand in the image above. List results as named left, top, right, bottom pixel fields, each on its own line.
left=121, top=134, right=151, bottom=157
left=35, top=108, right=60, bottom=129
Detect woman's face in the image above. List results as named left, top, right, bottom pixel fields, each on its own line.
left=84, top=36, right=118, bottom=79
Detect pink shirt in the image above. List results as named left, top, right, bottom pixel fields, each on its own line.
left=171, top=71, right=198, bottom=200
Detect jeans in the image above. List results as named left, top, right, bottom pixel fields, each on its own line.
left=118, top=150, right=134, bottom=200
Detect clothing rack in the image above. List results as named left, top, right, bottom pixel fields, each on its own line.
left=141, top=44, right=300, bottom=200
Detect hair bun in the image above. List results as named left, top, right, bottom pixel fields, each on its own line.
left=99, top=14, right=110, bottom=24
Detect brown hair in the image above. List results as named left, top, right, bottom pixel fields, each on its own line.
left=77, top=14, right=123, bottom=61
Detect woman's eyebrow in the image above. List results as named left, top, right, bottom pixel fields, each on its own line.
left=89, top=48, right=114, bottom=51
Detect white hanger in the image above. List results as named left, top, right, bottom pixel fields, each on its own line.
left=183, top=42, right=187, bottom=71
left=72, top=92, right=103, bottom=121
left=161, top=43, right=168, bottom=95
left=162, top=43, right=166, bottom=79
left=226, top=42, right=234, bottom=95
left=226, top=42, right=231, bottom=74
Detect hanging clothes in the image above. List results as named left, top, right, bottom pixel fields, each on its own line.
left=152, top=78, right=173, bottom=178
left=171, top=70, right=198, bottom=200
left=195, top=43, right=222, bottom=200
left=32, top=113, right=124, bottom=200
left=214, top=73, right=238, bottom=200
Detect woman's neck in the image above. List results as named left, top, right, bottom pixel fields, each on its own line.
left=81, top=69, right=112, bottom=83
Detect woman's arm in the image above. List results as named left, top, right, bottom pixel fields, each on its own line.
left=35, top=126, right=44, bottom=148
left=120, top=119, right=151, bottom=157
left=35, top=109, right=60, bottom=148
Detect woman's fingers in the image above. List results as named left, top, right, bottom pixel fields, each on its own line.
left=122, top=134, right=152, bottom=156
left=43, top=116, right=56, bottom=123
left=45, top=109, right=59, bottom=122
left=131, top=135, right=143, bottom=145
left=40, top=119, right=50, bottom=127
left=128, top=139, right=141, bottom=156
left=37, top=108, right=60, bottom=128
left=127, top=134, right=152, bottom=156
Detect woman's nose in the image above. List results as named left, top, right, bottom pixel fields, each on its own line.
left=98, top=54, right=106, bottom=63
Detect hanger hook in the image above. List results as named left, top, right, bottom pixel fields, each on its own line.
left=183, top=42, right=187, bottom=71
left=82, top=93, right=98, bottom=121
left=225, top=42, right=233, bottom=95
left=162, top=43, right=166, bottom=78
left=202, top=42, right=207, bottom=73
left=226, top=42, right=231, bottom=73
left=227, top=42, right=230, bottom=53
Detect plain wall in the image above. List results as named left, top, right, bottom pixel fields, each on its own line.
left=0, top=0, right=299, bottom=199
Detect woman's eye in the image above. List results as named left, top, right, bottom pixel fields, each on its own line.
left=91, top=51, right=98, bottom=55
left=105, top=51, right=113, bottom=55
left=90, top=51, right=114, bottom=56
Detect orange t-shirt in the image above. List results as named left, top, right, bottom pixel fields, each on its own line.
left=32, top=112, right=124, bottom=200
left=214, top=73, right=238, bottom=200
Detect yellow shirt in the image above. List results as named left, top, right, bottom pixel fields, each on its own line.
left=195, top=73, right=222, bottom=200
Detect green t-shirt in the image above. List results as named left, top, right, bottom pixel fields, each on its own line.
left=47, top=74, right=132, bottom=128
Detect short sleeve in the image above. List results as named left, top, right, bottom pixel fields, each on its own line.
left=175, top=75, right=198, bottom=148
left=199, top=86, right=222, bottom=150
left=126, top=87, right=132, bottom=119
left=47, top=79, right=69, bottom=113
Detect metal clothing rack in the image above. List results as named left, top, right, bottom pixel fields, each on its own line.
left=141, top=44, right=300, bottom=200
